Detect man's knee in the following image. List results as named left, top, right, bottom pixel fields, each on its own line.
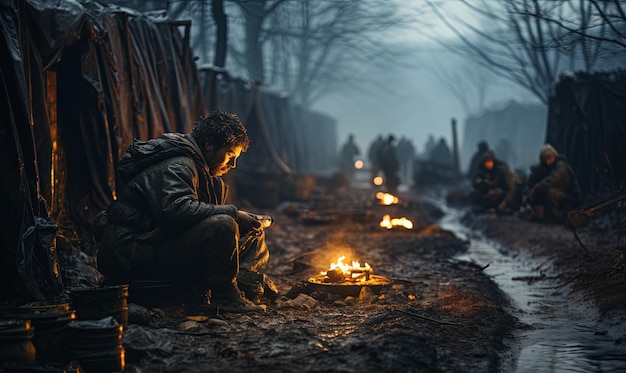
left=546, top=188, right=566, bottom=207
left=194, top=214, right=238, bottom=243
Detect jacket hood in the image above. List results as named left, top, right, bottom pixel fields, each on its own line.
left=117, top=133, right=207, bottom=189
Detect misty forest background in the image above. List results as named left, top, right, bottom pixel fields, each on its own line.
left=107, top=0, right=625, bottom=170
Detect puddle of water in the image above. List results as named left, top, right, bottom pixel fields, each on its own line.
left=439, top=207, right=626, bottom=373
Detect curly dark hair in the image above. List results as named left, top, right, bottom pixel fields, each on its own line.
left=191, top=111, right=250, bottom=151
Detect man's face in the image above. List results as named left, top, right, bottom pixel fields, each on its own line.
left=544, top=155, right=555, bottom=166
left=484, top=159, right=494, bottom=170
left=204, top=143, right=243, bottom=176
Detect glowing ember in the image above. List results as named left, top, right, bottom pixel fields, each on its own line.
left=379, top=214, right=414, bottom=230
left=354, top=160, right=364, bottom=169
left=321, top=255, right=373, bottom=282
left=376, top=192, right=399, bottom=205
left=373, top=176, right=383, bottom=186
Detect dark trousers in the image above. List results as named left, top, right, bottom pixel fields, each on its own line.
left=155, top=214, right=269, bottom=298
left=471, top=188, right=505, bottom=209
left=531, top=187, right=568, bottom=220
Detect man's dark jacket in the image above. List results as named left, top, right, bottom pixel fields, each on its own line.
left=473, top=158, right=519, bottom=206
left=527, top=155, right=581, bottom=205
left=97, top=133, right=238, bottom=278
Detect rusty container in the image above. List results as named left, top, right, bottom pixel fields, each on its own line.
left=65, top=317, right=124, bottom=373
left=0, top=320, right=36, bottom=364
left=70, top=285, right=129, bottom=330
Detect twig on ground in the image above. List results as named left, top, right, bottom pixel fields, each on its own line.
left=392, top=308, right=465, bottom=327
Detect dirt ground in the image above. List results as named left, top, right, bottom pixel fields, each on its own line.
left=52, top=181, right=626, bottom=373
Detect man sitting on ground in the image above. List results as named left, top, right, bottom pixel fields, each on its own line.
left=522, top=144, right=581, bottom=223
left=470, top=153, right=522, bottom=213
left=95, top=111, right=276, bottom=314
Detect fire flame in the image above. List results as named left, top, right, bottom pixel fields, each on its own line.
left=373, top=176, right=383, bottom=186
left=379, top=214, right=414, bottom=230
left=376, top=192, right=399, bottom=205
left=321, top=255, right=372, bottom=281
left=354, top=160, right=364, bottom=169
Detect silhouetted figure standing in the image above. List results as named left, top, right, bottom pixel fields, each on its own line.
left=367, top=134, right=385, bottom=180
left=396, top=136, right=416, bottom=186
left=339, top=134, right=360, bottom=181
left=429, top=137, right=454, bottom=168
left=422, top=134, right=436, bottom=159
left=378, top=135, right=400, bottom=193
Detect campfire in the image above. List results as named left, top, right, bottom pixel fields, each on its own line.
left=320, top=256, right=372, bottom=283
left=376, top=192, right=399, bottom=205
left=307, top=255, right=391, bottom=296
left=379, top=214, right=414, bottom=230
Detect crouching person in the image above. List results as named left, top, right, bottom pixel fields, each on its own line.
left=470, top=153, right=522, bottom=214
left=95, top=111, right=277, bottom=314
left=522, top=144, right=581, bottom=223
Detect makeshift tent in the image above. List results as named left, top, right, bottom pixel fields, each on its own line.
left=198, top=67, right=337, bottom=208
left=461, top=101, right=546, bottom=173
left=198, top=67, right=338, bottom=175
left=546, top=71, right=626, bottom=196
left=1, top=0, right=337, bottom=300
left=1, top=0, right=208, bottom=300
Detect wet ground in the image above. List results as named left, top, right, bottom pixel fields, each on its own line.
left=30, top=178, right=626, bottom=372
left=112, top=184, right=520, bottom=373
left=439, top=201, right=626, bottom=372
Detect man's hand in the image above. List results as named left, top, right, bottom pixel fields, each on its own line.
left=237, top=210, right=262, bottom=235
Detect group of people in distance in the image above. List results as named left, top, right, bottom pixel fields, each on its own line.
left=340, top=133, right=416, bottom=194
left=467, top=140, right=581, bottom=223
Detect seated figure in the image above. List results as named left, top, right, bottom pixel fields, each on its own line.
left=470, top=153, right=522, bottom=213
left=522, top=144, right=581, bottom=223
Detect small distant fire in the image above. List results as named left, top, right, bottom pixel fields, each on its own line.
left=373, top=176, right=383, bottom=186
left=376, top=192, right=399, bottom=205
left=321, top=255, right=372, bottom=282
left=354, top=160, right=364, bottom=169
left=379, top=214, right=414, bottom=230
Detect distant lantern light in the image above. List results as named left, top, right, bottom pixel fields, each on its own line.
left=373, top=176, right=383, bottom=186
left=354, top=160, right=364, bottom=169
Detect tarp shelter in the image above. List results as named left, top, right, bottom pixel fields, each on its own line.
left=198, top=67, right=338, bottom=176
left=546, top=71, right=626, bottom=196
left=198, top=67, right=338, bottom=208
left=461, top=101, right=546, bottom=173
left=1, top=0, right=207, bottom=300
left=1, top=0, right=339, bottom=301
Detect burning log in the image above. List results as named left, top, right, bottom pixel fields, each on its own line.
left=379, top=214, right=414, bottom=230
left=376, top=192, right=399, bottom=205
left=320, top=256, right=372, bottom=283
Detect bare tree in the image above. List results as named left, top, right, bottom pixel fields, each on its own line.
left=426, top=0, right=624, bottom=104
left=234, top=0, right=287, bottom=83
left=527, top=0, right=626, bottom=68
left=425, top=52, right=491, bottom=115
left=228, top=0, right=417, bottom=108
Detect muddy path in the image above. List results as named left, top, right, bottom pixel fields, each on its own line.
left=48, top=183, right=626, bottom=372
left=115, top=187, right=520, bottom=373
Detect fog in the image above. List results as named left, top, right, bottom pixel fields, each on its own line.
left=308, top=0, right=540, bottom=159
left=314, top=43, right=536, bottom=159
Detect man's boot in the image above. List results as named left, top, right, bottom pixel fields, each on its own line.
left=211, top=285, right=266, bottom=314
left=238, top=269, right=279, bottom=304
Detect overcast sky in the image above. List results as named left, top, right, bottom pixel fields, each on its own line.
left=313, top=1, right=537, bottom=157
